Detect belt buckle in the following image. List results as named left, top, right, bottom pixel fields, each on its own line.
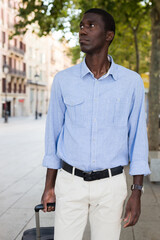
left=83, top=171, right=97, bottom=181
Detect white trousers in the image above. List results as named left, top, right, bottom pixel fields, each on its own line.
left=54, top=167, right=128, bottom=240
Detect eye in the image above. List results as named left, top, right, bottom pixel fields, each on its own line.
left=80, top=25, right=84, bottom=29
left=90, top=23, right=95, bottom=28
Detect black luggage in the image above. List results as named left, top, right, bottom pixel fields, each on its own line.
left=22, top=203, right=55, bottom=240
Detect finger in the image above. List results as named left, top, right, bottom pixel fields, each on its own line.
left=43, top=201, right=47, bottom=212
left=124, top=212, right=137, bottom=228
left=123, top=210, right=130, bottom=222
left=48, top=205, right=55, bottom=212
left=123, top=214, right=131, bottom=227
left=132, top=214, right=140, bottom=226
left=47, top=207, right=52, bottom=212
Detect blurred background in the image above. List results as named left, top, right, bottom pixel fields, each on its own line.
left=0, top=0, right=159, bottom=240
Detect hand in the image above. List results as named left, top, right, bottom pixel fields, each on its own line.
left=41, top=188, right=56, bottom=212
left=123, top=190, right=141, bottom=228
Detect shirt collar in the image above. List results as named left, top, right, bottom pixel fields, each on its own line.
left=80, top=55, right=118, bottom=81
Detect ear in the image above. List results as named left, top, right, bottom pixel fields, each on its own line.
left=106, top=31, right=114, bottom=42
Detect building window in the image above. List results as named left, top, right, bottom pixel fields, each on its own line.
left=2, top=78, right=6, bottom=93
left=29, top=66, right=32, bottom=79
left=19, top=84, right=21, bottom=93
left=8, top=82, right=11, bottom=93
left=9, top=57, right=12, bottom=69
left=14, top=59, right=16, bottom=69
left=23, top=63, right=26, bottom=72
left=14, top=39, right=17, bottom=47
left=23, top=44, right=26, bottom=52
left=14, top=83, right=17, bottom=93
left=2, top=32, right=5, bottom=47
left=19, top=41, right=23, bottom=50
left=2, top=55, right=6, bottom=66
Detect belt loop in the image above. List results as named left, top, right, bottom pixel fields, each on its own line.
left=108, top=168, right=112, bottom=178
left=72, top=166, right=75, bottom=175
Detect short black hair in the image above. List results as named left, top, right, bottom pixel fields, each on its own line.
left=84, top=8, right=115, bottom=34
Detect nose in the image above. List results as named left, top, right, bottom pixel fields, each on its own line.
left=79, top=26, right=88, bottom=35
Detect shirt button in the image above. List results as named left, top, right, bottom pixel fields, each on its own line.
left=92, top=160, right=95, bottom=163
left=94, top=118, right=96, bottom=122
left=93, top=138, right=95, bottom=141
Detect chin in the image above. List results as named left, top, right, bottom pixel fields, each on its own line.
left=80, top=46, right=93, bottom=54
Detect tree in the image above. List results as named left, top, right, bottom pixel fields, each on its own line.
left=15, top=0, right=151, bottom=73
left=13, top=0, right=70, bottom=36
left=69, top=0, right=151, bottom=73
left=148, top=0, right=160, bottom=150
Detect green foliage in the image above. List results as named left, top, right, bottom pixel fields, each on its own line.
left=68, top=45, right=81, bottom=64
left=70, top=0, right=151, bottom=73
left=15, top=0, right=152, bottom=73
left=109, top=11, right=151, bottom=73
left=14, top=0, right=70, bottom=37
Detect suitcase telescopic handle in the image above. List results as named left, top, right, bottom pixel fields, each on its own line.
left=35, top=202, right=56, bottom=212
left=35, top=203, right=55, bottom=240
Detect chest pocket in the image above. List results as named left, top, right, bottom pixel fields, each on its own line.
left=64, top=96, right=85, bottom=124
left=102, top=97, right=128, bottom=127
left=114, top=98, right=129, bottom=127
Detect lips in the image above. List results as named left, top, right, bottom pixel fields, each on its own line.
left=79, top=38, right=90, bottom=44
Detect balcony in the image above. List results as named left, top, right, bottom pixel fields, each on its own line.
left=8, top=45, right=25, bottom=57
left=27, top=80, right=46, bottom=87
left=9, top=68, right=26, bottom=78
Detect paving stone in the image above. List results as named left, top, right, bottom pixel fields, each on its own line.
left=133, top=221, right=160, bottom=240
left=0, top=208, right=33, bottom=240
left=120, top=226, right=134, bottom=240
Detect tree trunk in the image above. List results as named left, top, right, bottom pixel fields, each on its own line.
left=133, top=28, right=139, bottom=73
left=148, top=0, right=160, bottom=150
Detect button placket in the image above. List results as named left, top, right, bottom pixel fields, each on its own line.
left=91, top=79, right=99, bottom=168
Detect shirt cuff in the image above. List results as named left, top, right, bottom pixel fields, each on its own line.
left=42, top=155, right=62, bottom=169
left=129, top=159, right=151, bottom=176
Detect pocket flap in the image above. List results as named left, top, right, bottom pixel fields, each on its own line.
left=64, top=96, right=84, bottom=106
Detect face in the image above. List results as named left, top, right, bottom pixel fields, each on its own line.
left=79, top=13, right=108, bottom=54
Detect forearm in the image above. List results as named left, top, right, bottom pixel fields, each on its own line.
left=133, top=175, right=143, bottom=185
left=44, top=168, right=58, bottom=191
left=123, top=174, right=143, bottom=227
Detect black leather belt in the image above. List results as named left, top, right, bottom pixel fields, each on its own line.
left=61, top=160, right=123, bottom=181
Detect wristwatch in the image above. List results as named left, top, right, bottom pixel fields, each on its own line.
left=131, top=184, right=144, bottom=193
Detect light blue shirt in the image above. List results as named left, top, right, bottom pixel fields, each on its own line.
left=43, top=56, right=151, bottom=176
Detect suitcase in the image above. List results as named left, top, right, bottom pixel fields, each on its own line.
left=22, top=203, right=55, bottom=240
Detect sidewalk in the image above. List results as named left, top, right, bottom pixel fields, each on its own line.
left=0, top=116, right=160, bottom=240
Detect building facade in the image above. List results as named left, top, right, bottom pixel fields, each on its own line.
left=24, top=30, right=72, bottom=117
left=0, top=0, right=72, bottom=119
left=0, top=0, right=27, bottom=118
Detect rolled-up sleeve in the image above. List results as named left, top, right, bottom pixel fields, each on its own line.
left=128, top=75, right=151, bottom=176
left=42, top=74, right=66, bottom=169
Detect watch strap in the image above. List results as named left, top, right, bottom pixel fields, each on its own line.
left=131, top=184, right=144, bottom=193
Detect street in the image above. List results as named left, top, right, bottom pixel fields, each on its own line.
left=0, top=116, right=160, bottom=240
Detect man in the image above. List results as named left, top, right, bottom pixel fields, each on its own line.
left=41, top=8, right=151, bottom=240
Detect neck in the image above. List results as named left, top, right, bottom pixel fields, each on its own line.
left=85, top=51, right=110, bottom=79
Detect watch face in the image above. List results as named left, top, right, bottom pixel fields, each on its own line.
left=131, top=184, right=144, bottom=193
